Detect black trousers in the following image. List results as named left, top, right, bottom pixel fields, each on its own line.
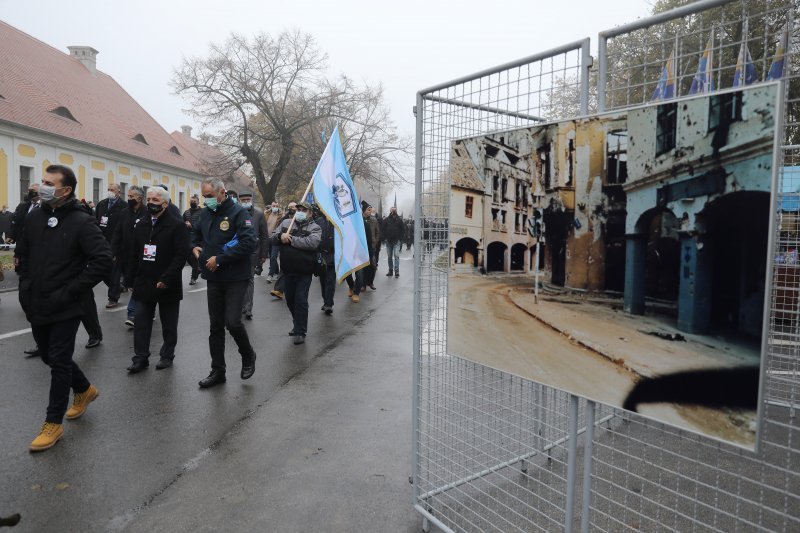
left=363, top=260, right=376, bottom=287
left=133, top=299, right=180, bottom=362
left=207, top=280, right=255, bottom=371
left=32, top=317, right=90, bottom=424
left=187, top=254, right=200, bottom=281
left=106, top=257, right=123, bottom=302
left=284, top=273, right=312, bottom=335
left=81, top=293, right=102, bottom=340
left=319, top=265, right=336, bottom=307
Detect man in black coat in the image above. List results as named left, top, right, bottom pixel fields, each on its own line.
left=17, top=165, right=112, bottom=452
left=314, top=206, right=336, bottom=314
left=95, top=183, right=125, bottom=308
left=8, top=184, right=39, bottom=248
left=182, top=194, right=202, bottom=285
left=125, top=187, right=189, bottom=373
left=0, top=205, right=12, bottom=250
left=112, top=186, right=146, bottom=326
left=238, top=191, right=268, bottom=320
left=381, top=206, right=405, bottom=278
left=192, top=178, right=258, bottom=388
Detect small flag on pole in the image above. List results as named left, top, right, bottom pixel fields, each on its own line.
left=767, top=25, right=789, bottom=81
left=651, top=49, right=676, bottom=101
left=689, top=33, right=715, bottom=95
left=733, top=20, right=757, bottom=87
left=312, top=126, right=371, bottom=283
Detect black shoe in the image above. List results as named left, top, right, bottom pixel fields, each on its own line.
left=324, top=306, right=333, bottom=315
left=127, top=359, right=149, bottom=374
left=155, top=358, right=173, bottom=370
left=245, top=314, right=253, bottom=321
left=199, top=370, right=226, bottom=389
left=386, top=271, right=393, bottom=276
left=368, top=285, right=377, bottom=290
left=321, top=305, right=326, bottom=311
left=24, top=346, right=38, bottom=355
left=241, top=353, right=256, bottom=380
left=288, top=330, right=297, bottom=336
left=294, top=335, right=306, bottom=345
left=85, top=338, right=102, bottom=349
left=189, top=279, right=197, bottom=286
left=395, top=273, right=399, bottom=278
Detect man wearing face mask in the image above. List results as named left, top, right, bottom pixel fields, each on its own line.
left=16, top=165, right=111, bottom=451
left=182, top=194, right=203, bottom=285
left=95, top=184, right=125, bottom=309
left=125, top=187, right=189, bottom=373
left=269, top=201, right=296, bottom=299
left=265, top=201, right=283, bottom=282
left=238, top=191, right=268, bottom=320
left=270, top=202, right=321, bottom=344
left=9, top=183, right=39, bottom=248
left=192, top=178, right=258, bottom=388
left=112, top=186, right=146, bottom=327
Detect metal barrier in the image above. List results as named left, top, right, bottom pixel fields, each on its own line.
left=414, top=0, right=800, bottom=531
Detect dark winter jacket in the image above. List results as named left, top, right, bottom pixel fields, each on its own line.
left=111, top=204, right=146, bottom=270
left=247, top=207, right=269, bottom=260
left=126, top=212, right=189, bottom=303
left=94, top=196, right=125, bottom=242
left=271, top=217, right=321, bottom=275
left=381, top=213, right=405, bottom=243
left=191, top=198, right=257, bottom=282
left=9, top=200, right=35, bottom=242
left=182, top=206, right=202, bottom=232
left=315, top=215, right=335, bottom=264
left=17, top=198, right=112, bottom=325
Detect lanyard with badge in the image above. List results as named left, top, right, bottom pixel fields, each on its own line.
left=143, top=218, right=157, bottom=262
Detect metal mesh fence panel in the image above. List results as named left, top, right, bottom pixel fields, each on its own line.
left=413, top=41, right=591, bottom=532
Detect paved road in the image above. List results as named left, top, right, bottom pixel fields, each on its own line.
left=0, top=251, right=420, bottom=532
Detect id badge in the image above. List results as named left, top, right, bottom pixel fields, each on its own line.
left=143, top=244, right=157, bottom=262
left=100, top=216, right=109, bottom=227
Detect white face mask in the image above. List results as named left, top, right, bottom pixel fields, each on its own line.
left=272, top=207, right=280, bottom=213
left=108, top=191, right=117, bottom=200
left=294, top=211, right=307, bottom=223
left=241, top=201, right=253, bottom=209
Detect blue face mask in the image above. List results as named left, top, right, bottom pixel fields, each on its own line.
left=294, top=211, right=307, bottom=223
left=204, top=197, right=218, bottom=211
left=230, top=197, right=238, bottom=204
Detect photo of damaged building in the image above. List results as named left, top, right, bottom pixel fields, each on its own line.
left=449, top=84, right=778, bottom=337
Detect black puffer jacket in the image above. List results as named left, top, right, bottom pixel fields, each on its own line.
left=381, top=213, right=405, bottom=243
left=17, top=198, right=112, bottom=325
left=191, top=198, right=257, bottom=282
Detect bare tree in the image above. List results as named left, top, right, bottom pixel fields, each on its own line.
left=172, top=30, right=411, bottom=205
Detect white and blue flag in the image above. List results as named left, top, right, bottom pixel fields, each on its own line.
left=311, top=126, right=370, bottom=283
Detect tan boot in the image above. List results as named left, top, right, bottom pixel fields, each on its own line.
left=348, top=289, right=353, bottom=297
left=65, top=385, right=99, bottom=420
left=352, top=294, right=360, bottom=303
left=30, top=422, right=63, bottom=452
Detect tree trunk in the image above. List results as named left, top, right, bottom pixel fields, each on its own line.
left=241, top=143, right=270, bottom=206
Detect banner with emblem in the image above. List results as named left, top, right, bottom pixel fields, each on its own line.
left=310, top=126, right=371, bottom=283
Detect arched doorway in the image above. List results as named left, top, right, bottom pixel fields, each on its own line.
left=636, top=208, right=680, bottom=302
left=510, top=243, right=527, bottom=271
left=703, top=191, right=770, bottom=336
left=486, top=242, right=507, bottom=272
left=454, top=237, right=479, bottom=267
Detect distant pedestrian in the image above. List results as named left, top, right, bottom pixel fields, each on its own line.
left=182, top=194, right=202, bottom=285
left=192, top=178, right=258, bottom=389
left=17, top=165, right=111, bottom=451
left=238, top=191, right=268, bottom=320
left=95, top=183, right=125, bottom=308
left=125, top=187, right=189, bottom=373
left=271, top=202, right=321, bottom=344
left=265, top=201, right=283, bottom=282
left=0, top=205, right=12, bottom=249
left=362, top=202, right=379, bottom=290
left=270, top=201, right=297, bottom=300
left=382, top=206, right=404, bottom=278
left=113, top=186, right=146, bottom=328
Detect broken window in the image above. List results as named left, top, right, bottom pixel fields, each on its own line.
left=708, top=91, right=743, bottom=131
left=538, top=144, right=551, bottom=190
left=656, top=102, right=677, bottom=156
left=501, top=210, right=507, bottom=231
left=501, top=178, right=508, bottom=203
left=493, top=175, right=500, bottom=203
left=515, top=213, right=521, bottom=233
left=465, top=195, right=473, bottom=218
left=492, top=208, right=500, bottom=231
left=607, top=130, right=628, bottom=185
left=567, top=139, right=575, bottom=187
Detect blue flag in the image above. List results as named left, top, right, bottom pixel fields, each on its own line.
left=689, top=34, right=715, bottom=95
left=651, top=50, right=676, bottom=101
left=311, top=126, right=371, bottom=283
left=767, top=26, right=788, bottom=81
left=733, top=22, right=757, bottom=87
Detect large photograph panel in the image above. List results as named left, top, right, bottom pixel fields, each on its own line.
left=447, top=84, right=780, bottom=450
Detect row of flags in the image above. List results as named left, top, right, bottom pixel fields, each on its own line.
left=651, top=23, right=789, bottom=101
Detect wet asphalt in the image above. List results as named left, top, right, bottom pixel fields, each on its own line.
left=0, top=251, right=420, bottom=532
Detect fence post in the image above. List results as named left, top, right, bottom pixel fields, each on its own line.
left=581, top=400, right=596, bottom=533
left=564, top=394, right=580, bottom=533
left=411, top=92, right=424, bottom=510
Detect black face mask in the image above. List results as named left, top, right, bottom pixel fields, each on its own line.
left=128, top=198, right=139, bottom=209
left=147, top=203, right=164, bottom=215
left=287, top=209, right=296, bottom=216
left=190, top=202, right=198, bottom=209
left=28, top=191, right=38, bottom=201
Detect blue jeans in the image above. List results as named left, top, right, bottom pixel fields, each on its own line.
left=268, top=244, right=280, bottom=276
left=127, top=297, right=138, bottom=321
left=386, top=241, right=401, bottom=273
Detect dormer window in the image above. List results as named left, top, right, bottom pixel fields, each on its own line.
left=133, top=133, right=148, bottom=145
left=51, top=106, right=79, bottom=122
left=169, top=146, right=181, bottom=155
